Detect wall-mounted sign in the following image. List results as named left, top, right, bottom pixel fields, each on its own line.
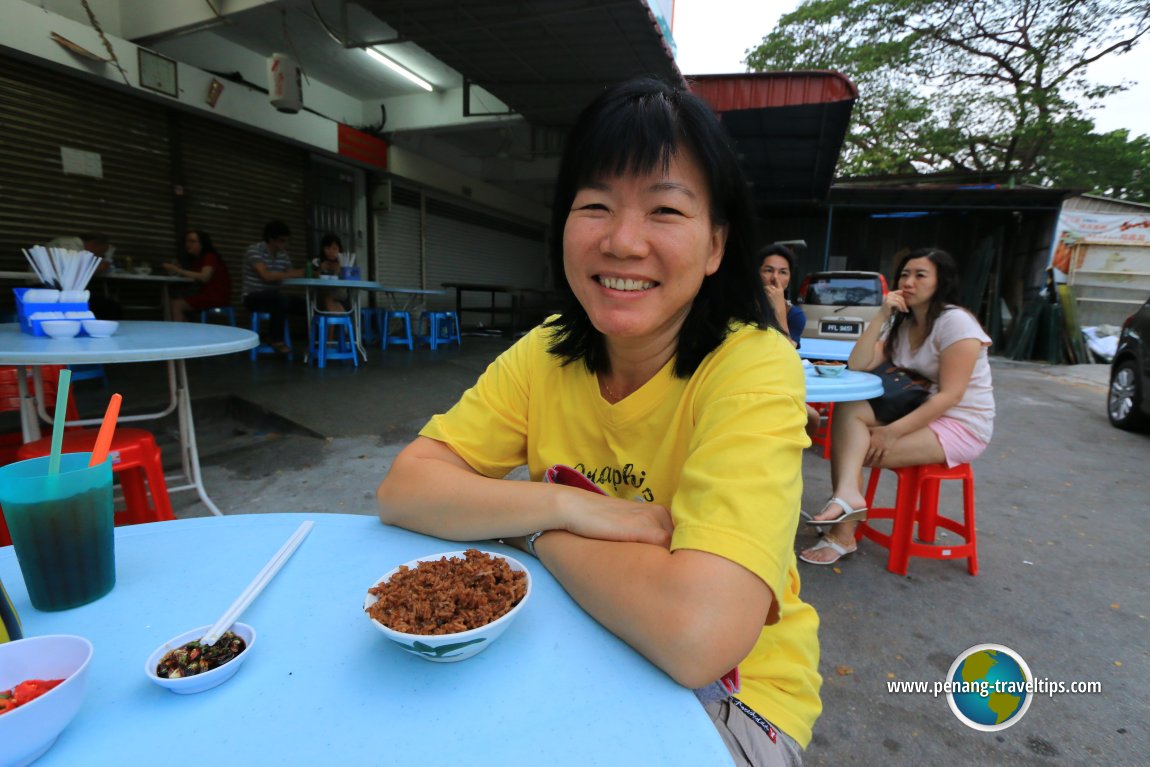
left=138, top=48, right=178, bottom=97
left=60, top=147, right=103, bottom=178
left=207, top=78, right=224, bottom=108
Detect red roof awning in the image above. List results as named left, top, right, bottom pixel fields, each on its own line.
left=688, top=72, right=858, bottom=204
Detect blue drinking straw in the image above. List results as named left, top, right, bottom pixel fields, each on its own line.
left=47, top=368, right=72, bottom=475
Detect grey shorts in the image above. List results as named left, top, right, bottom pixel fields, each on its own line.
left=703, top=697, right=804, bottom=767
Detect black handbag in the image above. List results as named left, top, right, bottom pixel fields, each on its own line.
left=868, top=365, right=932, bottom=423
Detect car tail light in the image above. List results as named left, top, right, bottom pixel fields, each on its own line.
left=797, top=276, right=811, bottom=304
left=879, top=274, right=889, bottom=295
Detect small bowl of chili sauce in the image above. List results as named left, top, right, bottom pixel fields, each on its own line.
left=144, top=623, right=255, bottom=694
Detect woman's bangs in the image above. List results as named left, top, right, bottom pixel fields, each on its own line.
left=571, top=97, right=681, bottom=187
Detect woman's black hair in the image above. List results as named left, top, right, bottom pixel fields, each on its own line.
left=884, top=247, right=964, bottom=360
left=759, top=243, right=796, bottom=299
left=320, top=232, right=343, bottom=252
left=186, top=229, right=217, bottom=256
left=544, top=77, right=773, bottom=378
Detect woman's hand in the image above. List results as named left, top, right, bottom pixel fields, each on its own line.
left=765, top=283, right=786, bottom=315
left=864, top=425, right=900, bottom=465
left=162, top=262, right=180, bottom=276
left=881, top=290, right=908, bottom=319
left=557, top=491, right=674, bottom=548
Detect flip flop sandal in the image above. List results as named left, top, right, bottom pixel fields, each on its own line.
left=801, top=496, right=868, bottom=526
left=798, top=537, right=857, bottom=566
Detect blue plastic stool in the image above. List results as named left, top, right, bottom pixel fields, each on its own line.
left=417, top=311, right=462, bottom=350
left=199, top=306, right=237, bottom=326
left=358, top=307, right=380, bottom=343
left=380, top=310, right=414, bottom=350
left=249, top=312, right=293, bottom=361
left=309, top=314, right=358, bottom=369
left=69, top=364, right=109, bottom=387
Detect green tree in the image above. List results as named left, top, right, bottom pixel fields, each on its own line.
left=746, top=0, right=1150, bottom=199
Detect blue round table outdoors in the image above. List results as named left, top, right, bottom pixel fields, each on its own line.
left=804, top=365, right=883, bottom=403
left=797, top=338, right=855, bottom=362
left=0, top=513, right=731, bottom=766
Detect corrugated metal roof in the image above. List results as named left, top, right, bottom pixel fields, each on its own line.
left=1064, top=194, right=1150, bottom=214
left=688, top=71, right=857, bottom=111
left=687, top=72, right=858, bottom=203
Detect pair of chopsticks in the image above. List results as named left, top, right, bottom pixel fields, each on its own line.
left=45, top=371, right=121, bottom=475
left=200, top=520, right=314, bottom=646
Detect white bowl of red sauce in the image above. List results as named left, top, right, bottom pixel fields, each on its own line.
left=0, top=634, right=94, bottom=767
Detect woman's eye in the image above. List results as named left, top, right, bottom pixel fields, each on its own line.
left=653, top=206, right=683, bottom=216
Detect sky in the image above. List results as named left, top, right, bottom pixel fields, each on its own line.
left=671, top=0, right=1150, bottom=138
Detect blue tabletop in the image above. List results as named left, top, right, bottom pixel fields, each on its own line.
left=284, top=280, right=445, bottom=296
left=798, top=338, right=855, bottom=362
left=804, top=366, right=883, bottom=403
left=0, top=322, right=258, bottom=364
left=0, top=514, right=729, bottom=766
left=283, top=278, right=381, bottom=290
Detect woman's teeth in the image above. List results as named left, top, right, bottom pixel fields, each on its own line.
left=599, top=276, right=655, bottom=291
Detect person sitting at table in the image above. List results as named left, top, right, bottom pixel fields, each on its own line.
left=759, top=243, right=805, bottom=348
left=799, top=247, right=995, bottom=566
left=760, top=242, right=821, bottom=438
left=377, top=77, right=820, bottom=765
left=163, top=230, right=232, bottom=322
left=242, top=220, right=305, bottom=355
left=48, top=232, right=122, bottom=320
left=314, top=233, right=350, bottom=314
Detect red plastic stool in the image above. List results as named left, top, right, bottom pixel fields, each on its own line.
left=808, top=402, right=834, bottom=459
left=855, top=462, right=978, bottom=576
left=15, top=430, right=175, bottom=528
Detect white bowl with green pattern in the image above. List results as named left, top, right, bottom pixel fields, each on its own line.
left=363, top=550, right=531, bottom=662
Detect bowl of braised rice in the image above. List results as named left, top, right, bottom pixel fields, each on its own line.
left=364, top=549, right=531, bottom=662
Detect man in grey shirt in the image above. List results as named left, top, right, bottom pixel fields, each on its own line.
left=242, top=220, right=305, bottom=355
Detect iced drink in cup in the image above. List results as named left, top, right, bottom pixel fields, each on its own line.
left=0, top=452, right=115, bottom=611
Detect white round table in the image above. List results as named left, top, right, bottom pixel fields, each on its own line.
left=0, top=322, right=257, bottom=515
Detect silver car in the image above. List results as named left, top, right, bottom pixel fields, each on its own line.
left=797, top=271, right=888, bottom=341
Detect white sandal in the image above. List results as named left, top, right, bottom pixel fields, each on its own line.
left=800, top=496, right=868, bottom=526
left=798, top=537, right=857, bottom=566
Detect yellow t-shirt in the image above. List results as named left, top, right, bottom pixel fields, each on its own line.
left=421, top=322, right=822, bottom=747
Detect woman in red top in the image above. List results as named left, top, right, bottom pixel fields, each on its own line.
left=164, top=230, right=232, bottom=322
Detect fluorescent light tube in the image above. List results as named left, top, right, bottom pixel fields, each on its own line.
left=367, top=48, right=433, bottom=92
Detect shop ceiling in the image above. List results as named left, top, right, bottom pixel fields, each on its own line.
left=130, top=0, right=852, bottom=210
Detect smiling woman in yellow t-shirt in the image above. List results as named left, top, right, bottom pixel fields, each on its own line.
left=377, top=78, right=821, bottom=764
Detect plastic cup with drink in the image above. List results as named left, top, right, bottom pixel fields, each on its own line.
left=0, top=453, right=115, bottom=612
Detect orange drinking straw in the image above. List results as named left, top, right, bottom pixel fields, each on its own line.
left=89, top=393, right=122, bottom=467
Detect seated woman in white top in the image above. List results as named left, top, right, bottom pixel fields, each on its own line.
left=800, top=247, right=995, bottom=566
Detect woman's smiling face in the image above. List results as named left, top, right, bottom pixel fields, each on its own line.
left=562, top=149, right=726, bottom=349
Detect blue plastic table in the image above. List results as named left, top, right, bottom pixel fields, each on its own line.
left=0, top=514, right=731, bottom=766
left=804, top=366, right=883, bottom=403
left=797, top=338, right=855, bottom=362
left=0, top=322, right=257, bottom=515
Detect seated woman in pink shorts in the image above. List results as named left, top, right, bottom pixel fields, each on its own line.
left=799, top=248, right=995, bottom=566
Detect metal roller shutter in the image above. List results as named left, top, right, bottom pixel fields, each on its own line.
left=178, top=114, right=308, bottom=311
left=374, top=185, right=423, bottom=295
left=424, top=196, right=546, bottom=312
left=0, top=55, right=174, bottom=314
